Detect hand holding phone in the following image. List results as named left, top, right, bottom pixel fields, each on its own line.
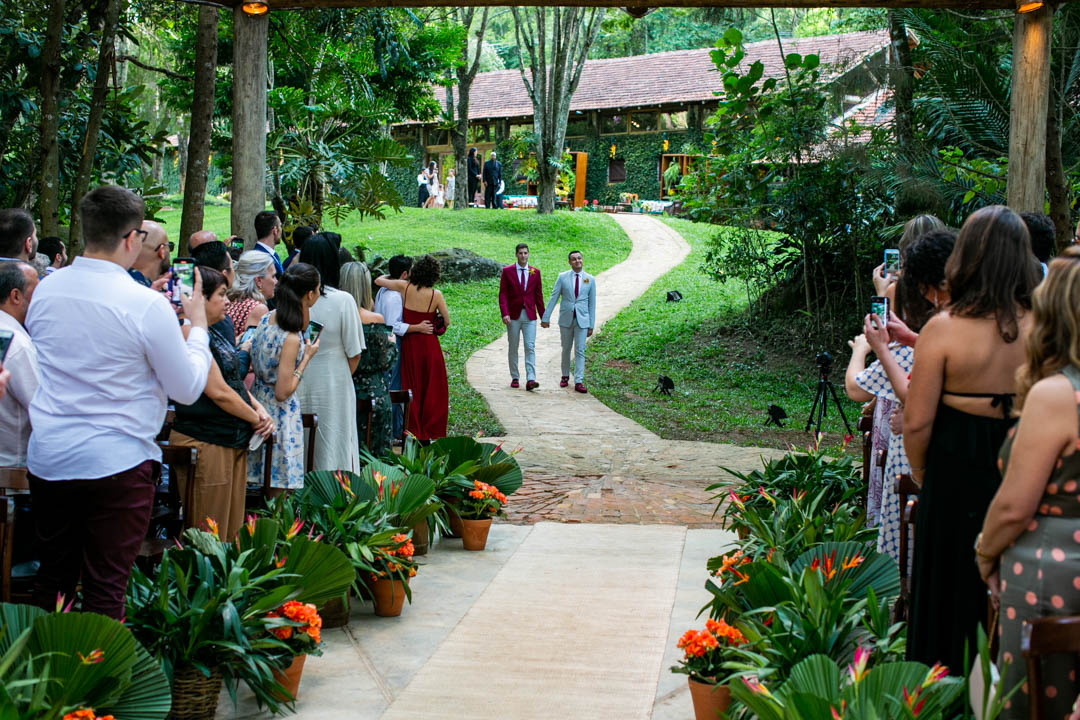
left=171, top=258, right=196, bottom=305
left=884, top=248, right=901, bottom=277
left=869, top=296, right=890, bottom=330
left=0, top=329, right=14, bottom=364
left=305, top=320, right=324, bottom=345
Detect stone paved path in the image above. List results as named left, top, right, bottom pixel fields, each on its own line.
left=466, top=213, right=780, bottom=525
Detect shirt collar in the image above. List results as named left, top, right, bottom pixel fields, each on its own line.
left=256, top=241, right=275, bottom=254
left=75, top=256, right=130, bottom=275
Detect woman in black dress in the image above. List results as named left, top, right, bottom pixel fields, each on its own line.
left=467, top=147, right=480, bottom=207
left=903, top=206, right=1040, bottom=671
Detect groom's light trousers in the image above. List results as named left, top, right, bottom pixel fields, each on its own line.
left=507, top=309, right=537, bottom=381
left=560, top=319, right=589, bottom=384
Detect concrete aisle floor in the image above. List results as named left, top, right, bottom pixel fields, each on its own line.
left=215, top=523, right=737, bottom=720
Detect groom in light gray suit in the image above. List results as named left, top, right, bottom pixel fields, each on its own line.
left=541, top=250, right=596, bottom=393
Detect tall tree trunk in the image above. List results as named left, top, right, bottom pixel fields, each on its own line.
left=450, top=8, right=489, bottom=211
left=179, top=5, right=219, bottom=255
left=888, top=10, right=916, bottom=212
left=1046, top=7, right=1074, bottom=253
left=38, top=0, right=66, bottom=238
left=177, top=131, right=189, bottom=195
left=69, top=0, right=122, bottom=251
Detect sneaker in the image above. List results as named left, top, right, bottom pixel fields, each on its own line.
left=560, top=376, right=569, bottom=388
left=575, top=383, right=587, bottom=394
left=510, top=379, right=519, bottom=388
left=526, top=380, right=539, bottom=391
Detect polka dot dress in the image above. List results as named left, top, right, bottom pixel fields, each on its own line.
left=996, top=368, right=1080, bottom=720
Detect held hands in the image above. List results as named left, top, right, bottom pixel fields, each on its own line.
left=180, top=269, right=208, bottom=329
left=978, top=556, right=1001, bottom=608
left=251, top=400, right=274, bottom=438
left=541, top=321, right=550, bottom=329
left=889, top=405, right=904, bottom=435
left=587, top=328, right=593, bottom=337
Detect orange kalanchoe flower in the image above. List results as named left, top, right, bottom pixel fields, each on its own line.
left=63, top=711, right=114, bottom=720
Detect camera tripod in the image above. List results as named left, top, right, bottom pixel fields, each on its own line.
left=804, top=352, right=854, bottom=437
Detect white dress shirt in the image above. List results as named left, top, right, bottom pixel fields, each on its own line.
left=26, top=257, right=213, bottom=480
left=374, top=286, right=409, bottom=337
left=0, top=309, right=39, bottom=466
left=517, top=263, right=529, bottom=291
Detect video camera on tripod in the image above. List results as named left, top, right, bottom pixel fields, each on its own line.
left=805, top=350, right=853, bottom=437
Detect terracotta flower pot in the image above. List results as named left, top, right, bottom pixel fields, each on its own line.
left=687, top=678, right=731, bottom=720
left=461, top=517, right=492, bottom=551
left=171, top=664, right=223, bottom=720
left=319, top=594, right=351, bottom=628
left=271, top=654, right=307, bottom=701
left=413, top=519, right=430, bottom=556
left=373, top=577, right=408, bottom=617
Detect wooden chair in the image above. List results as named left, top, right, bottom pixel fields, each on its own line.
left=0, top=467, right=28, bottom=494
left=0, top=468, right=34, bottom=602
left=389, top=390, right=413, bottom=445
left=358, top=396, right=377, bottom=450
left=1021, top=615, right=1080, bottom=720
left=301, top=413, right=318, bottom=473
left=139, top=444, right=199, bottom=564
left=244, top=435, right=276, bottom=510
left=892, top=473, right=920, bottom=622
left=0, top=496, right=14, bottom=602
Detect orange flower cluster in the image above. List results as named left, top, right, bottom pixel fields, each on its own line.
left=267, top=600, right=323, bottom=645
left=386, top=533, right=415, bottom=560
left=371, top=533, right=418, bottom=579
left=712, top=550, right=751, bottom=587
left=676, top=618, right=746, bottom=660
left=468, top=481, right=507, bottom=505
left=63, top=711, right=114, bottom=720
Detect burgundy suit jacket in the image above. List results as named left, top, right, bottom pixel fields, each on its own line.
left=499, top=264, right=546, bottom=321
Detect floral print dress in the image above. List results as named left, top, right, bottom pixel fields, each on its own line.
left=353, top=323, right=398, bottom=458
left=247, top=314, right=306, bottom=489
left=855, top=343, right=914, bottom=562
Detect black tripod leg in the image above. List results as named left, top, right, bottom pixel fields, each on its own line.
left=826, top=380, right=854, bottom=436
left=805, top=379, right=823, bottom=432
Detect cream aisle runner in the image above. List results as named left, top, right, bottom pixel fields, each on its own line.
left=379, top=523, right=685, bottom=720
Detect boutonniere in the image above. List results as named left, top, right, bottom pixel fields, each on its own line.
left=583, top=277, right=590, bottom=284
left=529, top=267, right=536, bottom=275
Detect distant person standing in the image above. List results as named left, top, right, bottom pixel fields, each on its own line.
left=253, top=211, right=285, bottom=276
left=445, top=169, right=456, bottom=210
left=499, top=243, right=545, bottom=390
left=467, top=148, right=481, bottom=207
left=483, top=151, right=502, bottom=209
left=38, top=236, right=66, bottom=274
left=542, top=250, right=597, bottom=393
left=417, top=169, right=429, bottom=208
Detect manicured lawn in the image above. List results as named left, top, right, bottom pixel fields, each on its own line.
left=587, top=216, right=860, bottom=451
left=157, top=204, right=633, bottom=436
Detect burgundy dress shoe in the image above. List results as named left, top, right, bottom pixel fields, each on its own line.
left=510, top=379, right=519, bottom=388
left=526, top=380, right=539, bottom=391
left=575, top=383, right=588, bottom=394
left=560, top=376, right=569, bottom=388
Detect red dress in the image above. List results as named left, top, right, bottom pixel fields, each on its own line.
left=401, top=287, right=449, bottom=442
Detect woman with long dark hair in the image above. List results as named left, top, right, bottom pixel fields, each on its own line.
left=904, top=205, right=1040, bottom=670
left=247, top=262, right=322, bottom=490
left=374, top=254, right=449, bottom=442
left=296, top=234, right=365, bottom=472
left=467, top=147, right=480, bottom=207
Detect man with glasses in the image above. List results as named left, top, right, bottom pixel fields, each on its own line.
left=128, top=220, right=172, bottom=289
left=25, top=185, right=212, bottom=619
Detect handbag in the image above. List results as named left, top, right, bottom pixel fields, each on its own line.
left=433, top=309, right=447, bottom=336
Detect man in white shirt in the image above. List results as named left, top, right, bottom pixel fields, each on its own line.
left=26, top=185, right=213, bottom=619
left=252, top=211, right=284, bottom=275
left=373, top=255, right=433, bottom=438
left=0, top=261, right=39, bottom=466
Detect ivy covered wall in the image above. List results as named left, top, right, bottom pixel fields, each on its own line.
left=388, top=135, right=426, bottom=208
left=569, top=129, right=705, bottom=205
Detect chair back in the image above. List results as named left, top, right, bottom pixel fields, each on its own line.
left=158, top=445, right=198, bottom=534
left=0, top=467, right=28, bottom=494
left=0, top=496, right=13, bottom=602
left=892, top=473, right=921, bottom=623
left=389, top=390, right=413, bottom=445
left=358, top=397, right=377, bottom=450
left=301, top=413, right=318, bottom=473
left=1021, top=615, right=1080, bottom=720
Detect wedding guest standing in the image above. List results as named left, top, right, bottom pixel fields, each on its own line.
left=483, top=151, right=502, bottom=209
left=903, top=206, right=1040, bottom=671
left=227, top=251, right=278, bottom=340
left=375, top=254, right=448, bottom=443
left=296, top=235, right=365, bottom=472
left=341, top=261, right=397, bottom=456
left=976, top=247, right=1080, bottom=719
left=247, top=263, right=321, bottom=490
left=499, top=243, right=545, bottom=390
left=541, top=250, right=596, bottom=393
left=467, top=147, right=481, bottom=207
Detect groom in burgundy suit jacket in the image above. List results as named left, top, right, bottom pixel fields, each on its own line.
left=498, top=243, right=546, bottom=390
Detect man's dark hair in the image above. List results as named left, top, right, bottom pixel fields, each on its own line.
left=322, top=231, right=342, bottom=249
left=0, top=209, right=35, bottom=258
left=299, top=234, right=339, bottom=291
left=191, top=241, right=231, bottom=272
left=568, top=250, right=582, bottom=261
left=38, top=236, right=65, bottom=265
left=292, top=225, right=315, bottom=251
left=1020, top=211, right=1055, bottom=263
left=515, top=243, right=529, bottom=253
left=388, top=254, right=413, bottom=279
left=254, top=211, right=281, bottom=240
left=81, top=186, right=145, bottom=250
left=0, top=261, right=29, bottom=303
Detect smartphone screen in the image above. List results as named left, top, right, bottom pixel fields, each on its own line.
left=172, top=259, right=196, bottom=303
left=884, top=248, right=901, bottom=276
left=0, top=329, right=13, bottom=363
left=305, top=320, right=324, bottom=344
left=870, top=296, right=890, bottom=329
left=239, top=328, right=256, bottom=346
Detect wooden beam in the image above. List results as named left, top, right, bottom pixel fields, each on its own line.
left=1007, top=5, right=1053, bottom=212
left=231, top=6, right=269, bottom=243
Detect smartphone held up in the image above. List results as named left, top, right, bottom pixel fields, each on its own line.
left=884, top=248, right=900, bottom=277
left=305, top=320, right=324, bottom=345
left=869, top=296, right=890, bottom=330
left=170, top=258, right=196, bottom=305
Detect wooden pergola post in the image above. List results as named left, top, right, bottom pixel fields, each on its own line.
left=231, top=7, right=269, bottom=244
left=1006, top=4, right=1053, bottom=212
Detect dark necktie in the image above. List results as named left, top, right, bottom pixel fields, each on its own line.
left=574, top=274, right=579, bottom=298
left=520, top=267, right=525, bottom=290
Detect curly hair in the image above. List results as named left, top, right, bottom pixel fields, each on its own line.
left=1016, top=246, right=1080, bottom=410
left=898, top=230, right=956, bottom=333
left=409, top=254, right=441, bottom=289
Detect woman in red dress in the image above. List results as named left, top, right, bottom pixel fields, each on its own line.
left=375, top=254, right=449, bottom=442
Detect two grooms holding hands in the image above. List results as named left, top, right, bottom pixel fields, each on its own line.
left=499, top=243, right=546, bottom=390
left=542, top=250, right=596, bottom=393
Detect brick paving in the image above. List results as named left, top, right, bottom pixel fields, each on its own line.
left=467, top=215, right=782, bottom=527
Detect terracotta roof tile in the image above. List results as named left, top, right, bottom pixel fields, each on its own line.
left=427, top=29, right=888, bottom=122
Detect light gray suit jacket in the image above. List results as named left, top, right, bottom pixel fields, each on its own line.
left=542, top=270, right=597, bottom=329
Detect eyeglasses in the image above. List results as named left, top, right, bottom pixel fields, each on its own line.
left=128, top=228, right=149, bottom=244
left=155, top=241, right=175, bottom=253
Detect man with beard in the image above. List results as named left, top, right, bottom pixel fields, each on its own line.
left=128, top=220, right=172, bottom=291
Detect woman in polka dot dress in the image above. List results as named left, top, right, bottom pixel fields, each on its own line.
left=977, top=249, right=1080, bottom=720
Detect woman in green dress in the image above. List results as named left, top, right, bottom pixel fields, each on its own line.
left=341, top=261, right=398, bottom=457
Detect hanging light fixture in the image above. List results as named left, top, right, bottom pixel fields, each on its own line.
left=242, top=1, right=269, bottom=15
left=1016, top=0, right=1043, bottom=12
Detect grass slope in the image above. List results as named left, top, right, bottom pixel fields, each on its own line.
left=157, top=205, right=633, bottom=436
left=587, top=216, right=859, bottom=450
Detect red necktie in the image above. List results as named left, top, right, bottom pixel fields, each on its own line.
left=574, top=274, right=579, bottom=298
left=520, top=267, right=525, bottom=289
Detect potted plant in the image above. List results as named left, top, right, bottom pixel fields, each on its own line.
left=456, top=480, right=507, bottom=551
left=670, top=617, right=748, bottom=720
left=368, top=533, right=418, bottom=617
left=265, top=600, right=323, bottom=701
